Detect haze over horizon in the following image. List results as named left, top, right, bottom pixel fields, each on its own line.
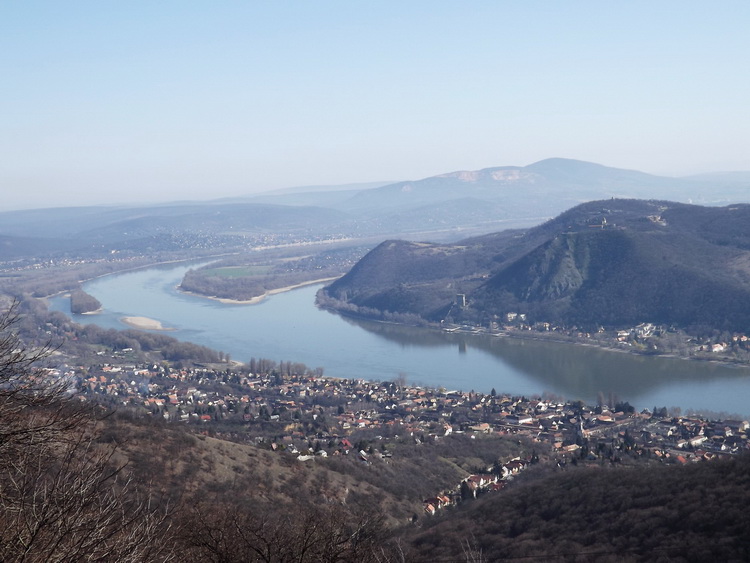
left=2, top=2, right=749, bottom=211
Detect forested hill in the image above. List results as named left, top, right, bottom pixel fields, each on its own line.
left=407, top=454, right=750, bottom=561
left=321, top=199, right=750, bottom=332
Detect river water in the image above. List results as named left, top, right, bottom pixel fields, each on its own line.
left=49, top=262, right=750, bottom=417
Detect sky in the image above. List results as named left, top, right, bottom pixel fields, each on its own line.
left=2, top=1, right=749, bottom=210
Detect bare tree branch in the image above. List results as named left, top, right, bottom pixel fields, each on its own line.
left=0, top=301, right=178, bottom=563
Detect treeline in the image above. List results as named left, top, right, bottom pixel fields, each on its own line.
left=18, top=304, right=223, bottom=364
left=15, top=300, right=224, bottom=364
left=74, top=323, right=224, bottom=363
left=247, top=357, right=323, bottom=377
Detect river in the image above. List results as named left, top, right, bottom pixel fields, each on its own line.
left=49, top=262, right=750, bottom=417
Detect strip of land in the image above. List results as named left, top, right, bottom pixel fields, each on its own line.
left=183, top=276, right=342, bottom=305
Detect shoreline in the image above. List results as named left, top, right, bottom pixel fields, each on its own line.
left=320, top=305, right=750, bottom=371
left=180, top=276, right=342, bottom=305
left=38, top=255, right=232, bottom=305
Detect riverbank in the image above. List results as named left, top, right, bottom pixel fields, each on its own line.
left=492, top=328, right=750, bottom=370
left=320, top=302, right=750, bottom=370
left=38, top=255, right=230, bottom=303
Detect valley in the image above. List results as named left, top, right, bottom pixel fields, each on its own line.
left=6, top=4, right=750, bottom=558
left=3, top=159, right=750, bottom=561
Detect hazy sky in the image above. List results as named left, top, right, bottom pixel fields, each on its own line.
left=2, top=2, right=749, bottom=210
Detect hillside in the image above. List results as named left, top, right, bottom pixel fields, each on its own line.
left=103, top=413, right=529, bottom=524
left=407, top=454, right=750, bottom=562
left=321, top=199, right=750, bottom=332
left=17, top=396, right=750, bottom=562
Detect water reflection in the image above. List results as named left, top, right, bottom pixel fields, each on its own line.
left=335, top=312, right=750, bottom=410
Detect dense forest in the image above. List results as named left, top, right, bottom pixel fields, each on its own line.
left=408, top=454, right=750, bottom=561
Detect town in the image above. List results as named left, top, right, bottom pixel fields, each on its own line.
left=56, top=353, right=750, bottom=516
left=443, top=313, right=750, bottom=365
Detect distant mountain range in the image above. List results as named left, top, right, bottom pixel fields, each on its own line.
left=321, top=199, right=750, bottom=332
left=330, top=158, right=750, bottom=215
left=2, top=158, right=749, bottom=261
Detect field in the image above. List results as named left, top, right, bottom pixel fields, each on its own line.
left=201, top=265, right=273, bottom=278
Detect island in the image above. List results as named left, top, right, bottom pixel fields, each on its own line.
left=69, top=288, right=102, bottom=314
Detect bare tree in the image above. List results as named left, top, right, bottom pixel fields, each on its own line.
left=0, top=302, right=87, bottom=463
left=0, top=301, right=176, bottom=562
left=182, top=503, right=392, bottom=563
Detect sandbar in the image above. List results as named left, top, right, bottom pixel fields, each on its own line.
left=121, top=316, right=174, bottom=331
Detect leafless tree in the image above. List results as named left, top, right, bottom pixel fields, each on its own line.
left=182, top=503, right=392, bottom=563
left=0, top=301, right=176, bottom=562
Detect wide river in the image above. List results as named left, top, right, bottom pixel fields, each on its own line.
left=50, top=262, right=750, bottom=417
